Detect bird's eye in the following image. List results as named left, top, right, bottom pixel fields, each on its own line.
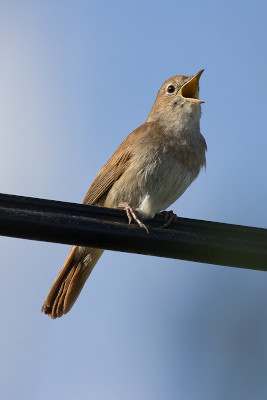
left=166, top=85, right=175, bottom=94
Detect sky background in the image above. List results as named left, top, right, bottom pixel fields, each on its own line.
left=0, top=1, right=267, bottom=399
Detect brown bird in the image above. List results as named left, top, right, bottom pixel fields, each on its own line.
left=42, top=70, right=207, bottom=318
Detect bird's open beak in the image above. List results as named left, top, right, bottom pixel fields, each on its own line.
left=179, top=69, right=205, bottom=104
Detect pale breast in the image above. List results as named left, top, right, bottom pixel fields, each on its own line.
left=137, top=163, right=196, bottom=217
left=105, top=151, right=201, bottom=219
left=104, top=117, right=206, bottom=218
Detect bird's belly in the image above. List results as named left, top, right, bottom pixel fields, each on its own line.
left=137, top=167, right=195, bottom=218
left=105, top=156, right=200, bottom=219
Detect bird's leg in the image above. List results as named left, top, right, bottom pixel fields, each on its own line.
left=160, top=210, right=178, bottom=228
left=118, top=202, right=149, bottom=233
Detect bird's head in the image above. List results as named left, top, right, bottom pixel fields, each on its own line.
left=147, top=70, right=204, bottom=124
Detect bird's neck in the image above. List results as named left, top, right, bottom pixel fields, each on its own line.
left=147, top=104, right=201, bottom=138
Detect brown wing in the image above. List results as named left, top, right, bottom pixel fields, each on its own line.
left=82, top=122, right=152, bottom=205
left=82, top=147, right=132, bottom=205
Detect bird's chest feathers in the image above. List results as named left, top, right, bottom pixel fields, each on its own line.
left=107, top=117, right=206, bottom=218
left=134, top=152, right=197, bottom=217
left=134, top=121, right=205, bottom=217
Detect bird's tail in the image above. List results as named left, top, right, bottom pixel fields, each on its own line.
left=42, top=245, right=104, bottom=318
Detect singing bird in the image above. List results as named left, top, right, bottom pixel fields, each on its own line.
left=42, top=70, right=207, bottom=318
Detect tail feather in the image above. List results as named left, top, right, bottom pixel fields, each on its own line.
left=42, top=246, right=104, bottom=318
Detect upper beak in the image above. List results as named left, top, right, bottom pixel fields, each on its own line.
left=179, top=69, right=204, bottom=104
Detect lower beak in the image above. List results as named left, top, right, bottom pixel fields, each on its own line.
left=179, top=69, right=205, bottom=104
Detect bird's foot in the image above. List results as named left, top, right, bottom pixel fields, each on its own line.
left=118, top=202, right=149, bottom=233
left=160, top=210, right=178, bottom=228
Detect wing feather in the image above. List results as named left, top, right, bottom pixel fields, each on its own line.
left=82, top=149, right=132, bottom=205
left=82, top=122, right=152, bottom=205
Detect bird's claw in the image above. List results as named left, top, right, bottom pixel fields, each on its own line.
left=160, top=210, right=178, bottom=228
left=118, top=202, right=149, bottom=233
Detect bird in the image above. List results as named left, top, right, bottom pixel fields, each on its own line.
left=42, top=70, right=207, bottom=318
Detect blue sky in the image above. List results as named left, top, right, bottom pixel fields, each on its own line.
left=0, top=1, right=267, bottom=399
